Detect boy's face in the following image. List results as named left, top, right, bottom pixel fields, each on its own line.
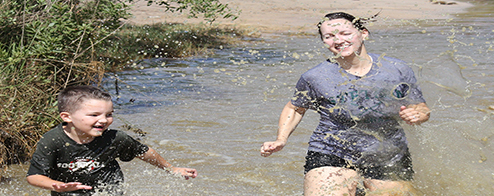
left=61, top=99, right=114, bottom=138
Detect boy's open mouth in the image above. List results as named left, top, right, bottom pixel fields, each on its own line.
left=93, top=125, right=105, bottom=129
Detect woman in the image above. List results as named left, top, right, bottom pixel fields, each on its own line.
left=260, top=12, right=430, bottom=196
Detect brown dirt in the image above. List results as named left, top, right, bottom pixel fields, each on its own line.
left=126, top=0, right=472, bottom=36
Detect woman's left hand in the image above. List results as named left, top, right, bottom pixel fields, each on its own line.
left=399, top=103, right=430, bottom=125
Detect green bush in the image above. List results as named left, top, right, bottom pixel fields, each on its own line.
left=100, top=23, right=247, bottom=68
left=144, top=0, right=238, bottom=23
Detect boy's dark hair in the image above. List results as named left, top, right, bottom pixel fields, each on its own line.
left=58, top=85, right=112, bottom=113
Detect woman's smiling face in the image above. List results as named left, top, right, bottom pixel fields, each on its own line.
left=319, top=18, right=368, bottom=57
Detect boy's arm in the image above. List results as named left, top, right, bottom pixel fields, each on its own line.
left=26, top=174, right=92, bottom=192
left=137, top=147, right=198, bottom=179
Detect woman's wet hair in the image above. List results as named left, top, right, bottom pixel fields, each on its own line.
left=317, top=11, right=379, bottom=39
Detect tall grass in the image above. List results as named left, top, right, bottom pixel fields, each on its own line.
left=0, top=62, right=106, bottom=165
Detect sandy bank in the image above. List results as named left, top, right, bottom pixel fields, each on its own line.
left=127, top=0, right=472, bottom=35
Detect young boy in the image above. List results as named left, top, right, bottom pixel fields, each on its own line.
left=26, top=85, right=197, bottom=195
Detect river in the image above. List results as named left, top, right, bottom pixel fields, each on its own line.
left=2, top=1, right=493, bottom=195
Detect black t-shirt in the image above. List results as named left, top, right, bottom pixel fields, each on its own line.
left=27, top=123, right=149, bottom=195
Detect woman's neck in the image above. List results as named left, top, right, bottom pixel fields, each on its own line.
left=336, top=48, right=372, bottom=76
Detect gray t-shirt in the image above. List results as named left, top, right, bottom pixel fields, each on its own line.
left=291, top=53, right=426, bottom=167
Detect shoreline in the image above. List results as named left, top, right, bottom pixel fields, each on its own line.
left=126, top=0, right=473, bottom=36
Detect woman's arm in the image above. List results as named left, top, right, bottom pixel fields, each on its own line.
left=261, top=101, right=307, bottom=157
left=399, top=102, right=431, bottom=125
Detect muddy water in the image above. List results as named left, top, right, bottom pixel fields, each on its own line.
left=2, top=2, right=494, bottom=195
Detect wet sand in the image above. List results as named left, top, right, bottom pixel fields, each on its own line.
left=126, top=0, right=472, bottom=35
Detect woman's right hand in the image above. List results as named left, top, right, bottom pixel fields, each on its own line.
left=261, top=102, right=306, bottom=157
left=260, top=140, right=286, bottom=157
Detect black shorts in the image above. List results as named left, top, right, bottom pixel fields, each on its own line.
left=303, top=151, right=414, bottom=181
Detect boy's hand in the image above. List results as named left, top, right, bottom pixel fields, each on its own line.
left=171, top=167, right=198, bottom=180
left=51, top=182, right=92, bottom=192
left=260, top=140, right=286, bottom=157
